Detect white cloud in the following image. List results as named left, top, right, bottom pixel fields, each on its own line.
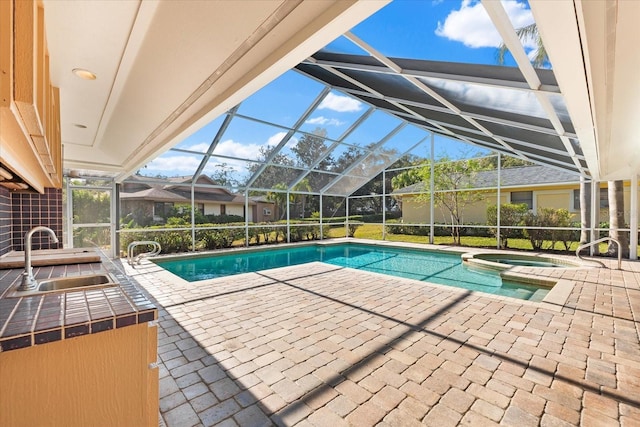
left=267, top=131, right=298, bottom=149
left=305, top=116, right=346, bottom=126
left=202, top=158, right=248, bottom=177
left=214, top=139, right=262, bottom=160
left=144, top=155, right=201, bottom=174
left=266, top=132, right=286, bottom=147
left=435, top=0, right=534, bottom=49
left=182, top=142, right=209, bottom=153
left=318, top=93, right=362, bottom=113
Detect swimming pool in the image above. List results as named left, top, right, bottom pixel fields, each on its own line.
left=154, top=243, right=550, bottom=301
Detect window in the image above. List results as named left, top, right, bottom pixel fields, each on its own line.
left=263, top=208, right=272, bottom=215
left=153, top=202, right=173, bottom=219
left=220, top=204, right=226, bottom=215
left=510, top=191, right=533, bottom=209
left=197, top=203, right=204, bottom=214
left=573, top=188, right=609, bottom=210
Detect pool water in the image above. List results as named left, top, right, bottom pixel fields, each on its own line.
left=495, top=259, right=564, bottom=268
left=154, top=243, right=549, bottom=301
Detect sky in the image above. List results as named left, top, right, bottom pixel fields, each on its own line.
left=141, top=0, right=538, bottom=182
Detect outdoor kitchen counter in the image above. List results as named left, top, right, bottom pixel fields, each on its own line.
left=0, top=251, right=156, bottom=352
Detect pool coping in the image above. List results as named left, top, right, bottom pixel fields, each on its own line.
left=140, top=238, right=586, bottom=308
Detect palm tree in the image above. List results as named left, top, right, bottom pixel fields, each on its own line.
left=267, top=183, right=291, bottom=220
left=497, top=23, right=548, bottom=68
left=292, top=178, right=312, bottom=219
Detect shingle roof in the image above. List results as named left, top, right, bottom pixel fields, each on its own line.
left=393, top=165, right=580, bottom=194
left=119, top=187, right=187, bottom=202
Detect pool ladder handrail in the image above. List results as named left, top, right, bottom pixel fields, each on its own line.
left=128, top=241, right=161, bottom=266
left=575, top=237, right=621, bottom=270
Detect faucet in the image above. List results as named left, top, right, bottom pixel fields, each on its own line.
left=19, top=226, right=59, bottom=291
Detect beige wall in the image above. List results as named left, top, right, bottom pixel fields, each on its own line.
left=204, top=203, right=222, bottom=216
left=226, top=204, right=245, bottom=218
left=536, top=190, right=571, bottom=211
left=401, top=193, right=507, bottom=224
left=255, top=202, right=275, bottom=222
left=203, top=203, right=245, bottom=219
left=400, top=186, right=640, bottom=225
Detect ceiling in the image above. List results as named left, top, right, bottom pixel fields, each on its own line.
left=42, top=0, right=389, bottom=181
left=43, top=0, right=640, bottom=183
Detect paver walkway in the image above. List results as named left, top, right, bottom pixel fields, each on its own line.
left=124, top=242, right=640, bottom=426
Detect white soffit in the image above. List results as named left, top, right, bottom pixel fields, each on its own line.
left=529, top=0, right=598, bottom=178
left=42, top=0, right=389, bottom=179
left=532, top=0, right=640, bottom=181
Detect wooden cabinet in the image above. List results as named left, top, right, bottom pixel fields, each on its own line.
left=0, top=0, right=62, bottom=193
left=0, top=323, right=159, bottom=427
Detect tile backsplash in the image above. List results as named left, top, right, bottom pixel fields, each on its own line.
left=9, top=188, right=63, bottom=252
left=0, top=187, right=11, bottom=256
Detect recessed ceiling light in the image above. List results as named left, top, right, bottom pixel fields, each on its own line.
left=73, top=123, right=87, bottom=129
left=72, top=68, right=97, bottom=80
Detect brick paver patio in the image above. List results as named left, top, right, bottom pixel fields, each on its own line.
left=124, top=241, right=640, bottom=426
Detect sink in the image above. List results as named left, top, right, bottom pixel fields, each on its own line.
left=4, top=273, right=117, bottom=298
left=38, top=274, right=115, bottom=291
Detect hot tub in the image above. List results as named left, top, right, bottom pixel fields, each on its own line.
left=461, top=251, right=589, bottom=273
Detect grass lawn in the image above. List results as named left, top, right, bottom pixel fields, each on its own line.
left=328, top=223, right=615, bottom=254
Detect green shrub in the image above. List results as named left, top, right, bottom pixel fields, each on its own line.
left=347, top=222, right=362, bottom=237
left=523, top=207, right=576, bottom=251
left=196, top=227, right=244, bottom=250
left=487, top=203, right=528, bottom=248
left=549, top=209, right=574, bottom=250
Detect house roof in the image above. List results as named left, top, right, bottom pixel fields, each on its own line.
left=121, top=173, right=256, bottom=205
left=393, top=165, right=580, bottom=195
left=120, top=176, right=270, bottom=206
left=119, top=187, right=186, bottom=202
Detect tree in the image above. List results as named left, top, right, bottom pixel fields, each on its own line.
left=487, top=203, right=528, bottom=249
left=248, top=145, right=297, bottom=190
left=414, top=157, right=487, bottom=245
left=292, top=178, right=312, bottom=218
left=497, top=23, right=548, bottom=68
left=292, top=128, right=332, bottom=170
left=476, top=154, right=533, bottom=170
left=267, top=183, right=291, bottom=220
left=349, top=148, right=414, bottom=215
left=391, top=167, right=424, bottom=192
left=333, top=145, right=363, bottom=173
left=209, top=163, right=240, bottom=187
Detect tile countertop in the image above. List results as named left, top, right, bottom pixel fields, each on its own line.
left=0, top=254, right=156, bottom=352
